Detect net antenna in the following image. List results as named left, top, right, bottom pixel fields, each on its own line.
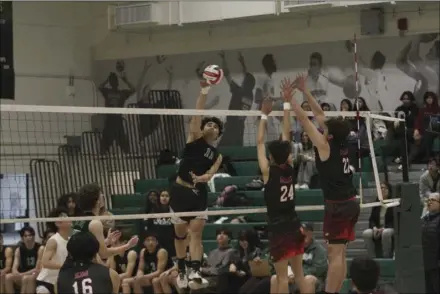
left=353, top=33, right=364, bottom=205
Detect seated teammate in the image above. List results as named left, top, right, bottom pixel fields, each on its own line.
left=257, top=78, right=314, bottom=294
left=291, top=74, right=360, bottom=294
left=57, top=231, right=120, bottom=293
left=122, top=231, right=173, bottom=294
left=36, top=207, right=71, bottom=294
left=168, top=81, right=223, bottom=289
left=107, top=231, right=138, bottom=283
left=0, top=232, right=14, bottom=293
left=5, top=226, right=41, bottom=294
left=75, top=183, right=138, bottom=260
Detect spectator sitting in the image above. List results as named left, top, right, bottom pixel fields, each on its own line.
left=363, top=182, right=395, bottom=258
left=196, top=228, right=239, bottom=292
left=349, top=257, right=380, bottom=294
left=145, top=190, right=159, bottom=213
left=293, top=132, right=316, bottom=189
left=224, top=229, right=263, bottom=293
left=412, top=91, right=440, bottom=163
left=293, top=101, right=319, bottom=142
left=421, top=192, right=440, bottom=294
left=419, top=158, right=440, bottom=215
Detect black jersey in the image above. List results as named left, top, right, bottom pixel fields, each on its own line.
left=177, top=137, right=220, bottom=188
left=264, top=164, right=298, bottom=231
left=57, top=262, right=112, bottom=294
left=114, top=251, right=130, bottom=274
left=315, top=139, right=357, bottom=201
left=0, top=246, right=6, bottom=269
left=18, top=243, right=40, bottom=272
left=142, top=247, right=173, bottom=274
left=72, top=212, right=94, bottom=235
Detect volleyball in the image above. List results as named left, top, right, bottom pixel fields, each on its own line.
left=203, top=65, right=224, bottom=85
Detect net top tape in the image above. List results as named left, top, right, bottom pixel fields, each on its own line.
left=0, top=199, right=400, bottom=224
left=0, top=104, right=404, bottom=122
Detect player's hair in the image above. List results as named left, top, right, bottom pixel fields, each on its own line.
left=67, top=232, right=99, bottom=263
left=325, top=117, right=351, bottom=143
left=201, top=116, right=224, bottom=137
left=47, top=206, right=69, bottom=232
left=19, top=226, right=35, bottom=237
left=262, top=54, right=275, bottom=67
left=267, top=140, right=291, bottom=165
left=349, top=257, right=380, bottom=293
left=78, top=182, right=102, bottom=212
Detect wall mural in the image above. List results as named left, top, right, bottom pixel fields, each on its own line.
left=93, top=33, right=439, bottom=149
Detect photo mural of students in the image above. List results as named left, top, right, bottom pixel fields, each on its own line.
left=218, top=51, right=255, bottom=147
left=305, top=52, right=359, bottom=110
left=345, top=40, right=389, bottom=111
left=99, top=61, right=135, bottom=155
left=396, top=33, right=439, bottom=106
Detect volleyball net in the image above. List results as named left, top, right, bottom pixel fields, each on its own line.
left=0, top=104, right=404, bottom=239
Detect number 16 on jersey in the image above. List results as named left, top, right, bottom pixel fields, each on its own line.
left=280, top=185, right=294, bottom=202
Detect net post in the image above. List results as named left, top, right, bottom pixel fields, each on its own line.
left=393, top=182, right=425, bottom=293
left=401, top=121, right=410, bottom=182
left=365, top=113, right=384, bottom=201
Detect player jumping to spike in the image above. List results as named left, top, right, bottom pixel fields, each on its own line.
left=257, top=78, right=314, bottom=294
left=291, top=74, right=360, bottom=294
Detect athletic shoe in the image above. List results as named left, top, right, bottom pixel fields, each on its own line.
left=188, top=271, right=209, bottom=290
left=176, top=271, right=188, bottom=289
left=188, top=270, right=202, bottom=282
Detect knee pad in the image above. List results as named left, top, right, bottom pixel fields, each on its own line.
left=175, top=233, right=187, bottom=240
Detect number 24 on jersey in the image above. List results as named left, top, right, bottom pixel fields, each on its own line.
left=280, top=185, right=294, bottom=202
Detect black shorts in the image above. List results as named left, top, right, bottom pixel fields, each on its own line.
left=36, top=280, right=55, bottom=294
left=169, top=183, right=208, bottom=224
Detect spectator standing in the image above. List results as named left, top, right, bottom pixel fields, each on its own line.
left=421, top=192, right=440, bottom=294
left=363, top=182, right=395, bottom=258
left=412, top=91, right=439, bottom=162
left=419, top=158, right=440, bottom=215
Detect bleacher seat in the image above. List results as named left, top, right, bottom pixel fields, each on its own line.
left=218, top=146, right=257, bottom=161
left=134, top=179, right=169, bottom=193
left=111, top=194, right=147, bottom=210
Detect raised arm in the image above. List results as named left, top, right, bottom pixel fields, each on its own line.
left=280, top=77, right=295, bottom=142
left=294, top=74, right=326, bottom=130
left=238, top=52, right=248, bottom=76
left=187, top=81, right=211, bottom=143
left=257, top=99, right=272, bottom=182
left=219, top=51, right=233, bottom=86
left=290, top=92, right=330, bottom=160
left=89, top=220, right=137, bottom=259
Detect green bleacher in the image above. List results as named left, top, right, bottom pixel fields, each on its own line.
left=114, top=145, right=395, bottom=292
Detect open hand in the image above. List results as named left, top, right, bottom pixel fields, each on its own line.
left=293, top=73, right=307, bottom=92
left=280, top=77, right=296, bottom=102
left=127, top=235, right=139, bottom=248
left=189, top=171, right=201, bottom=184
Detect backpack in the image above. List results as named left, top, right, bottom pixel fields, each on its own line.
left=214, top=185, right=250, bottom=207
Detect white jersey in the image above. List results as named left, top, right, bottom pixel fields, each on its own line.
left=37, top=233, right=68, bottom=285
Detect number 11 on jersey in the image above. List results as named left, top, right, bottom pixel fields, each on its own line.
left=280, top=185, right=294, bottom=202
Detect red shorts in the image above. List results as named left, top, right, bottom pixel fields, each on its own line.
left=323, top=197, right=360, bottom=243
left=269, top=226, right=305, bottom=262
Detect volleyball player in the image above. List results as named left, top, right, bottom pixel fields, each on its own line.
left=107, top=232, right=138, bottom=281
left=169, top=81, right=223, bottom=289
left=35, top=207, right=71, bottom=294
left=75, top=183, right=138, bottom=260
left=57, top=231, right=120, bottom=293
left=122, top=231, right=173, bottom=294
left=5, top=226, right=41, bottom=294
left=291, top=74, right=360, bottom=294
left=0, top=232, right=14, bottom=293
left=257, top=78, right=313, bottom=294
